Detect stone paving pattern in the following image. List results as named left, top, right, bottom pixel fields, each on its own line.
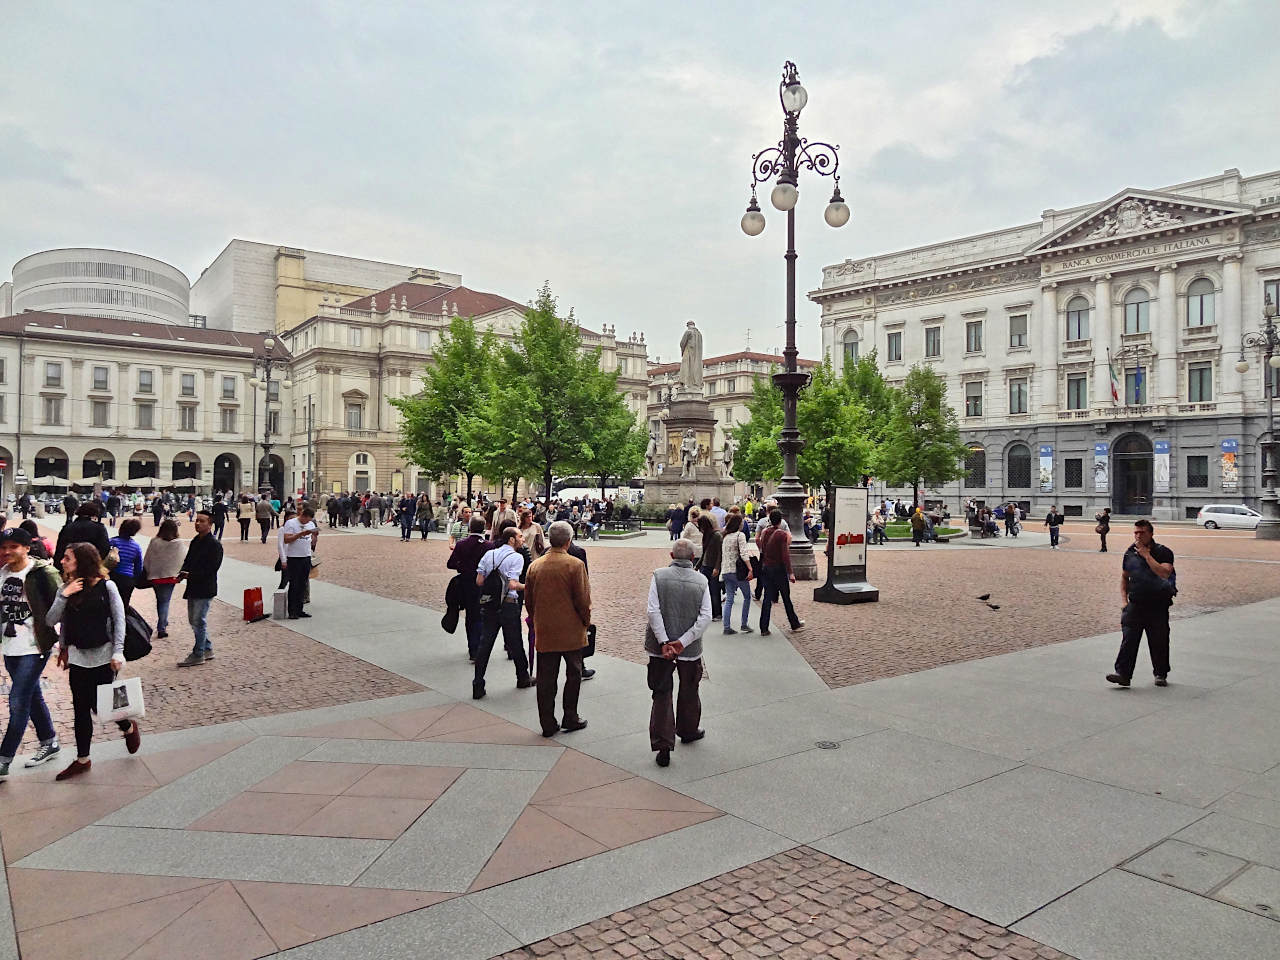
left=494, top=846, right=1076, bottom=960
left=220, top=520, right=1280, bottom=688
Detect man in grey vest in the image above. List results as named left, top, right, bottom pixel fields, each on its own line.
left=645, top=538, right=712, bottom=767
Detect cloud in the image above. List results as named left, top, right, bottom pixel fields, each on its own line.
left=0, top=126, right=80, bottom=187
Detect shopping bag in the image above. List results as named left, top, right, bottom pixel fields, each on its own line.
left=243, top=587, right=264, bottom=621
left=96, top=675, right=145, bottom=725
left=272, top=589, right=288, bottom=620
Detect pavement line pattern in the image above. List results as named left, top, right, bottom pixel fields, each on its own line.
left=98, top=736, right=326, bottom=828
left=15, top=826, right=391, bottom=885
left=302, top=738, right=562, bottom=771
left=356, top=768, right=546, bottom=892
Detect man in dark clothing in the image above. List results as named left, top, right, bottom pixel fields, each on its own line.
left=757, top=510, right=804, bottom=636
left=54, top=502, right=111, bottom=563
left=62, top=491, right=79, bottom=516
left=177, top=511, right=224, bottom=667
left=448, top=516, right=493, bottom=661
left=1107, top=519, right=1176, bottom=688
left=327, top=496, right=339, bottom=528
left=1043, top=505, right=1064, bottom=549
left=565, top=540, right=596, bottom=680
left=397, top=493, right=417, bottom=542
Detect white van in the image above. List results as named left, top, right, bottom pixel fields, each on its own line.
left=1196, top=504, right=1262, bottom=530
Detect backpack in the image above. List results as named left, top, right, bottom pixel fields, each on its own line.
left=123, top=606, right=153, bottom=661
left=478, top=547, right=512, bottom=612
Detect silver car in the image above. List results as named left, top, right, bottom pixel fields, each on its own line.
left=1196, top=504, right=1262, bottom=530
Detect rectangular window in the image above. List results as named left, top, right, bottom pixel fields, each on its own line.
left=267, top=379, right=280, bottom=402
left=138, top=369, right=154, bottom=393
left=92, top=366, right=109, bottom=391
left=221, top=375, right=236, bottom=399
left=266, top=410, right=280, bottom=435
left=725, top=408, right=734, bottom=425
left=1067, top=309, right=1089, bottom=342
left=1124, top=297, right=1150, bottom=334
left=179, top=405, right=197, bottom=432
left=1188, top=363, right=1213, bottom=402
left=44, top=361, right=62, bottom=388
left=1065, top=458, right=1083, bottom=489
left=349, top=326, right=363, bottom=347
left=706, top=380, right=716, bottom=396
left=1009, top=314, right=1028, bottom=348
left=964, top=381, right=982, bottom=417
left=965, top=320, right=983, bottom=353
left=1066, top=375, right=1088, bottom=410
left=220, top=407, right=237, bottom=433
left=924, top=326, right=942, bottom=358
left=886, top=331, right=903, bottom=362
left=1270, top=364, right=1280, bottom=400
left=726, top=378, right=736, bottom=393
left=416, top=330, right=430, bottom=350
left=0, top=395, right=4, bottom=421
left=1266, top=279, right=1280, bottom=315
left=91, top=400, right=109, bottom=427
left=180, top=372, right=196, bottom=396
left=345, top=403, right=363, bottom=430
left=42, top=396, right=62, bottom=425
left=1125, top=368, right=1147, bottom=405
left=0, top=358, right=5, bottom=383
left=1009, top=378, right=1028, bottom=414
left=136, top=403, right=154, bottom=429
left=1187, top=455, right=1209, bottom=488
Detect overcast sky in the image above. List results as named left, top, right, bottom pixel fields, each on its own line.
left=2, top=0, right=1278, bottom=360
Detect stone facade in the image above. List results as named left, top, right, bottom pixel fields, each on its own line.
left=813, top=167, right=1280, bottom=519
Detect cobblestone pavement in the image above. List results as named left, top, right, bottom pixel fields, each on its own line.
left=494, top=846, right=1075, bottom=960
left=220, top=521, right=1280, bottom=688
left=2, top=543, right=423, bottom=754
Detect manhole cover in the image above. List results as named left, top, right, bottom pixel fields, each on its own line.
left=815, top=741, right=841, bottom=750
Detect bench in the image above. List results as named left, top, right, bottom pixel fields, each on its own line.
left=603, top=519, right=642, bottom=532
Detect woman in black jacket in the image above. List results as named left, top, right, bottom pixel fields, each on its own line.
left=697, top=513, right=723, bottom=621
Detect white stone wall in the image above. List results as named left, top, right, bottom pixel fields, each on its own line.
left=12, top=248, right=190, bottom=325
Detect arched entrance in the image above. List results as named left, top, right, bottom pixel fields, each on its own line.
left=267, top=454, right=285, bottom=497
left=1112, top=433, right=1153, bottom=515
left=34, top=447, right=69, bottom=481
left=171, top=453, right=201, bottom=481
left=129, top=450, right=160, bottom=480
left=213, top=453, right=241, bottom=496
left=81, top=449, right=116, bottom=485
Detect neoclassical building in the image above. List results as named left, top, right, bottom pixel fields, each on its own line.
left=280, top=277, right=650, bottom=496
left=813, top=167, right=1280, bottom=520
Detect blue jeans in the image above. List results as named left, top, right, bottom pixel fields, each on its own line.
left=188, top=597, right=213, bottom=655
left=153, top=582, right=175, bottom=633
left=722, top=573, right=751, bottom=629
left=400, top=515, right=415, bottom=539
left=1, top=652, right=56, bottom=762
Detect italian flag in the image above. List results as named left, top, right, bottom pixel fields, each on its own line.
left=1108, top=354, right=1121, bottom=403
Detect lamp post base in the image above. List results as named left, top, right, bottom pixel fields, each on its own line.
left=1256, top=493, right=1280, bottom=540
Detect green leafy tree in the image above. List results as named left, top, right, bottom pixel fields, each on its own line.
left=877, top=364, right=969, bottom=506
left=391, top=315, right=495, bottom=501
left=576, top=373, right=648, bottom=497
left=843, top=349, right=895, bottom=444
left=462, top=284, right=602, bottom=502
left=797, top=360, right=874, bottom=495
left=730, top=371, right=784, bottom=486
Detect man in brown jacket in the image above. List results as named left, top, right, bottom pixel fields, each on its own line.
left=524, top=520, right=591, bottom=737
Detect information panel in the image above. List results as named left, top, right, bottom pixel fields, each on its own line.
left=814, top=485, right=878, bottom=605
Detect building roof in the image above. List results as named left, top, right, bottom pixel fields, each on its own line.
left=343, top=282, right=525, bottom=317
left=0, top=310, right=287, bottom=357
left=647, top=351, right=819, bottom=376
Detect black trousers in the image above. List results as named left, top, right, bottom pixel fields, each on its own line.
left=110, top=572, right=135, bottom=611
left=647, top=656, right=702, bottom=752
left=474, top=600, right=529, bottom=692
left=286, top=556, right=311, bottom=617
left=536, top=650, right=584, bottom=734
left=1115, top=602, right=1171, bottom=679
left=759, top=564, right=800, bottom=631
left=239, top=518, right=251, bottom=540
left=701, top=568, right=722, bottom=619
left=258, top=519, right=271, bottom=543
left=68, top=663, right=131, bottom=758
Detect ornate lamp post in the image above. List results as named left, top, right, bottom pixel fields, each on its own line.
left=1234, top=293, right=1280, bottom=539
left=248, top=336, right=292, bottom=497
left=741, top=61, right=850, bottom=578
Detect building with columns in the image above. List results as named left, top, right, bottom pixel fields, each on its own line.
left=814, top=167, right=1280, bottom=520
left=0, top=311, right=289, bottom=501
left=281, top=277, right=650, bottom=496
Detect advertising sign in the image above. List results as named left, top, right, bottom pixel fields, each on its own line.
left=1093, top=442, right=1109, bottom=492
left=1153, top=440, right=1171, bottom=494
left=1038, top=445, right=1054, bottom=493
left=1221, top=438, right=1239, bottom=492
left=814, top=485, right=878, bottom=605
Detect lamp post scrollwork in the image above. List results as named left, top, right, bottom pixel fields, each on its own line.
left=1234, top=294, right=1280, bottom=539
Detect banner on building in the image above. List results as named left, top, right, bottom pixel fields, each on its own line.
left=1093, top=442, right=1109, bottom=492
left=1221, top=438, right=1239, bottom=492
left=1038, top=445, right=1054, bottom=493
left=1153, top=440, right=1171, bottom=494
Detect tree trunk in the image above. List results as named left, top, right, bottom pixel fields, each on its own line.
left=600, top=473, right=607, bottom=499
left=465, top=472, right=474, bottom=503
left=913, top=479, right=920, bottom=507
left=543, top=465, right=554, bottom=510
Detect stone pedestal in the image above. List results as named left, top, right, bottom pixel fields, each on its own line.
left=647, top=396, right=738, bottom=508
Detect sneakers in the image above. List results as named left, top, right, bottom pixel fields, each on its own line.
left=581, top=668, right=596, bottom=680
left=739, top=625, right=753, bottom=634
left=1154, top=675, right=1168, bottom=687
left=723, top=627, right=737, bottom=635
left=25, top=742, right=61, bottom=767
left=176, top=652, right=205, bottom=668
left=0, top=761, right=8, bottom=780
left=1105, top=673, right=1131, bottom=687
left=791, top=620, right=805, bottom=631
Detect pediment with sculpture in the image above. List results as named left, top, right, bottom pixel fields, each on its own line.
left=1024, top=189, right=1254, bottom=257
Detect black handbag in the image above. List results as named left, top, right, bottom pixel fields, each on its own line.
left=584, top=623, right=596, bottom=659
left=123, top=606, right=153, bottom=661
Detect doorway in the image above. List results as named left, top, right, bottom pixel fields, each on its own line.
left=1112, top=434, right=1153, bottom=515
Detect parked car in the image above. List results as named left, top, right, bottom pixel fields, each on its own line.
left=1196, top=504, right=1262, bottom=530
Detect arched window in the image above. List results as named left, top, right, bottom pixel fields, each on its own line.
left=1066, top=297, right=1090, bottom=341
left=965, top=446, right=986, bottom=487
left=1007, top=443, right=1032, bottom=489
left=1187, top=277, right=1215, bottom=327
left=842, top=329, right=859, bottom=364
left=1123, top=288, right=1149, bottom=334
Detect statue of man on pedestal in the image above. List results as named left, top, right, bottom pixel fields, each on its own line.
left=645, top=430, right=659, bottom=473
left=722, top=434, right=737, bottom=477
left=680, top=428, right=700, bottom=479
left=678, top=321, right=704, bottom=395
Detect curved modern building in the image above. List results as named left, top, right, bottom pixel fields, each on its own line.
left=11, top=248, right=190, bottom=325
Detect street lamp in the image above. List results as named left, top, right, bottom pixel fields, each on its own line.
left=248, top=335, right=292, bottom=497
left=740, top=61, right=849, bottom=579
left=1235, top=293, right=1280, bottom=539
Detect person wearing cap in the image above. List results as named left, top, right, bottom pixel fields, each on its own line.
left=0, top=528, right=64, bottom=778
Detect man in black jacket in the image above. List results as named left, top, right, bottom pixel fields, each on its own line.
left=54, top=501, right=111, bottom=564
left=177, top=511, right=224, bottom=668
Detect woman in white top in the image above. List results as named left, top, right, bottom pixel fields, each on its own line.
left=680, top=507, right=703, bottom=561
left=720, top=513, right=753, bottom=634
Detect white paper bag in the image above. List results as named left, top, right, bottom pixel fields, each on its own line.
left=272, top=588, right=288, bottom=620
left=96, top=675, right=145, bottom=725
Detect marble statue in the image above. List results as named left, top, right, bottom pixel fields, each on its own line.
left=722, top=434, right=737, bottom=476
left=646, top=430, right=659, bottom=472
left=680, top=428, right=700, bottom=479
left=678, top=321, right=704, bottom=394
